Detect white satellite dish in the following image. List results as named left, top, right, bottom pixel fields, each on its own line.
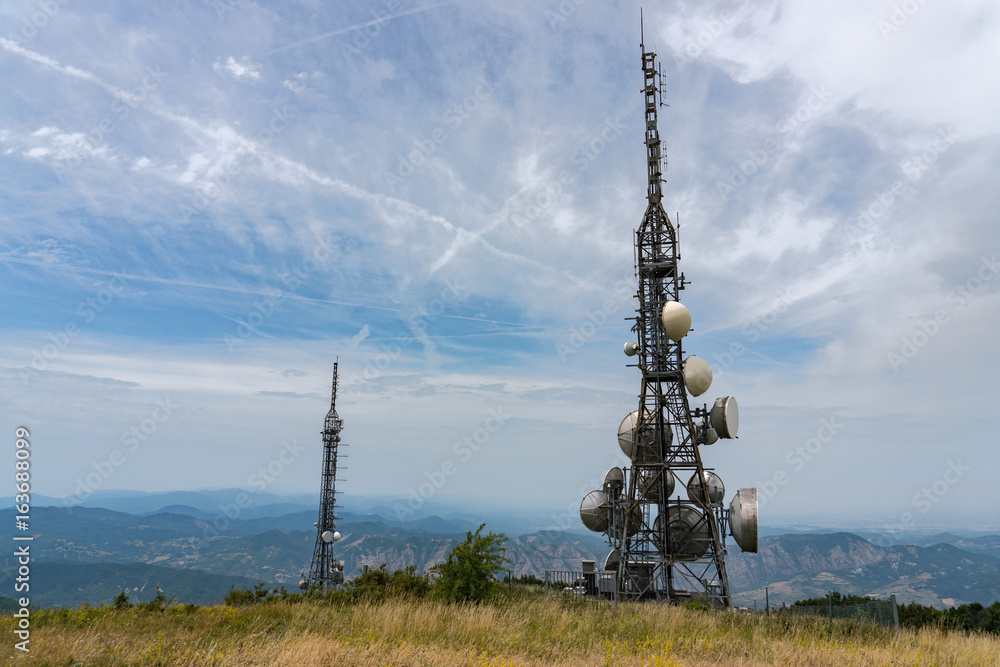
left=687, top=470, right=725, bottom=506
left=333, top=531, right=341, bottom=542
left=683, top=355, right=713, bottom=397
left=603, top=467, right=625, bottom=498
left=321, top=530, right=335, bottom=543
left=653, top=505, right=712, bottom=560
left=636, top=467, right=674, bottom=502
left=694, top=421, right=719, bottom=446
left=579, top=490, right=610, bottom=533
left=729, top=488, right=759, bottom=553
left=617, top=410, right=655, bottom=458
left=602, top=548, right=620, bottom=572
left=660, top=301, right=692, bottom=341
left=709, top=396, right=739, bottom=439
left=623, top=341, right=639, bottom=356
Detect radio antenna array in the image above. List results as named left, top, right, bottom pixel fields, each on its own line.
left=578, top=20, right=759, bottom=608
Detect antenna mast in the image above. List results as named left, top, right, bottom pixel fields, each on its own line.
left=301, top=358, right=347, bottom=589
left=578, top=18, right=758, bottom=608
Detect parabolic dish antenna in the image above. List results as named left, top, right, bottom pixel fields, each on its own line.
left=637, top=467, right=675, bottom=502
left=661, top=301, right=692, bottom=341
left=653, top=505, right=712, bottom=560
left=729, top=488, right=759, bottom=553
left=321, top=530, right=335, bottom=543
left=695, top=421, right=719, bottom=446
left=580, top=489, right=610, bottom=532
left=710, top=396, right=739, bottom=439
left=687, top=470, right=725, bottom=506
left=603, top=467, right=625, bottom=498
left=683, top=355, right=713, bottom=397
left=623, top=341, right=640, bottom=356
left=602, top=548, right=621, bottom=572
left=617, top=410, right=657, bottom=458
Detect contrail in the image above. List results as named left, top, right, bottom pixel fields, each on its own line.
left=263, top=1, right=460, bottom=56
left=0, top=255, right=539, bottom=329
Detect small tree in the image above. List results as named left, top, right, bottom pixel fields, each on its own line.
left=431, top=523, right=508, bottom=603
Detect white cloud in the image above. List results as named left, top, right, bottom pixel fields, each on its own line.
left=213, top=56, right=261, bottom=82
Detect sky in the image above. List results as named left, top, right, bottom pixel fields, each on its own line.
left=1, top=0, right=998, bottom=534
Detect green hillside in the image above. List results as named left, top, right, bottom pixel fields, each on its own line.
left=0, top=562, right=264, bottom=609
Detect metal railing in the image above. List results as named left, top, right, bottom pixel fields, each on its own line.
left=782, top=595, right=900, bottom=634
left=544, top=570, right=619, bottom=605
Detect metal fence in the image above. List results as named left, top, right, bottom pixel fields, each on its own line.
left=544, top=570, right=619, bottom=604
left=783, top=595, right=900, bottom=634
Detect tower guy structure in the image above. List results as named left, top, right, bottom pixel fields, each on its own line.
left=300, top=359, right=346, bottom=589
left=578, top=27, right=758, bottom=608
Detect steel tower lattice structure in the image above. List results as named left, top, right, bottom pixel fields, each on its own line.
left=577, top=26, right=757, bottom=609
left=616, top=38, right=730, bottom=607
left=302, top=360, right=346, bottom=588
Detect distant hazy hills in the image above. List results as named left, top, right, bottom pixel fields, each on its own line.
left=4, top=491, right=998, bottom=609
left=0, top=562, right=262, bottom=609
left=729, top=532, right=1000, bottom=607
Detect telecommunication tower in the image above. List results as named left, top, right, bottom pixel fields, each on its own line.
left=300, top=359, right=346, bottom=589
left=578, top=25, right=758, bottom=608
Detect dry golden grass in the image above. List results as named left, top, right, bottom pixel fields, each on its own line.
left=2, top=596, right=998, bottom=666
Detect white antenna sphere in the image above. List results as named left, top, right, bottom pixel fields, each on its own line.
left=623, top=341, right=639, bottom=356
left=321, top=530, right=335, bottom=543
left=333, top=531, right=341, bottom=542
left=683, top=355, right=713, bottom=397
left=660, top=301, right=692, bottom=341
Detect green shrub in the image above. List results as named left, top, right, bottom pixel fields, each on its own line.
left=431, top=523, right=508, bottom=603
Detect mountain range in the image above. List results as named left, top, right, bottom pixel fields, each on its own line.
left=4, top=490, right=998, bottom=609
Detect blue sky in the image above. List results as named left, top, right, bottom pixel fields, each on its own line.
left=2, top=0, right=999, bottom=532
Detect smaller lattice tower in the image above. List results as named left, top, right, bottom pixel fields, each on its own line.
left=300, top=359, right=346, bottom=589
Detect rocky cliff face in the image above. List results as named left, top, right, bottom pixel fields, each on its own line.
left=726, top=533, right=1000, bottom=607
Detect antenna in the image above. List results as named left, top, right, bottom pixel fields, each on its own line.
left=577, top=20, right=758, bottom=609
left=301, top=359, right=347, bottom=590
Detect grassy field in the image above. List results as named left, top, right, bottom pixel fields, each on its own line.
left=3, top=596, right=999, bottom=666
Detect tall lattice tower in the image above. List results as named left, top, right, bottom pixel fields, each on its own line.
left=578, top=26, right=758, bottom=608
left=300, top=359, right=346, bottom=589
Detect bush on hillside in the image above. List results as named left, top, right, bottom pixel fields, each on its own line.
left=431, top=523, right=508, bottom=603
